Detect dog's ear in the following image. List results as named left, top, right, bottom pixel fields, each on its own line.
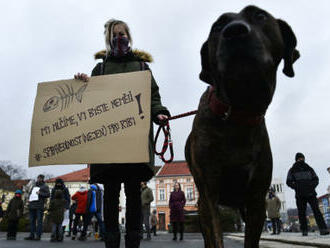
left=199, top=41, right=213, bottom=84
left=277, top=19, right=300, bottom=78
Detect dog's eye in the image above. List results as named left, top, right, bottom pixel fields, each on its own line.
left=255, top=11, right=268, bottom=22
left=211, top=25, right=223, bottom=33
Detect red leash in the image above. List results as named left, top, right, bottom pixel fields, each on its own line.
left=154, top=110, right=197, bottom=163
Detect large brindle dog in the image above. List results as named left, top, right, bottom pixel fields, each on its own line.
left=185, top=6, right=299, bottom=248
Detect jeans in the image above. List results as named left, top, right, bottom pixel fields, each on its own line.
left=151, top=225, right=157, bottom=236
left=87, top=212, right=105, bottom=236
left=51, top=223, right=63, bottom=240
left=72, top=213, right=88, bottom=236
left=7, top=220, right=18, bottom=237
left=271, top=218, right=281, bottom=234
left=141, top=206, right=151, bottom=237
left=296, top=195, right=328, bottom=232
left=29, top=208, right=44, bottom=237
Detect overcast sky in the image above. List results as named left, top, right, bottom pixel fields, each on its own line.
left=1, top=0, right=330, bottom=209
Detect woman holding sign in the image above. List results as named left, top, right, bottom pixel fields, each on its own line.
left=75, top=19, right=170, bottom=248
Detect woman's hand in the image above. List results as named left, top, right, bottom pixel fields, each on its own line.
left=157, top=114, right=168, bottom=123
left=74, top=73, right=89, bottom=82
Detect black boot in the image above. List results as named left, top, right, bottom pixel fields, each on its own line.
left=125, top=231, right=140, bottom=248
left=105, top=232, right=121, bottom=248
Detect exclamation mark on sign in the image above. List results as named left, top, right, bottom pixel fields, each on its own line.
left=135, top=93, right=144, bottom=119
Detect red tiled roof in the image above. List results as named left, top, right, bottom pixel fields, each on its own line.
left=156, top=161, right=191, bottom=177
left=12, top=180, right=30, bottom=189
left=318, top=193, right=330, bottom=200
left=46, top=167, right=90, bottom=183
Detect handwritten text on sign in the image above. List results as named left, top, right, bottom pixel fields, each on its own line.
left=29, top=71, right=151, bottom=167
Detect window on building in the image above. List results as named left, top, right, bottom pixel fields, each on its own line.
left=186, top=178, right=191, bottom=183
left=186, top=187, right=193, bottom=201
left=173, top=179, right=177, bottom=183
left=159, top=189, right=165, bottom=201
left=159, top=180, right=164, bottom=184
left=280, top=184, right=282, bottom=192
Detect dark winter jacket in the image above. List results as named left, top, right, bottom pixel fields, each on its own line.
left=72, top=190, right=88, bottom=214
left=286, top=161, right=319, bottom=198
left=28, top=181, right=50, bottom=210
left=141, top=186, right=154, bottom=209
left=87, top=185, right=102, bottom=213
left=169, top=190, right=186, bottom=222
left=89, top=49, right=170, bottom=184
left=0, top=203, right=3, bottom=218
left=48, top=190, right=66, bottom=224
left=50, top=180, right=70, bottom=209
left=6, top=196, right=24, bottom=221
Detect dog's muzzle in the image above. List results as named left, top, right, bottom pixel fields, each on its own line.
left=222, top=21, right=251, bottom=39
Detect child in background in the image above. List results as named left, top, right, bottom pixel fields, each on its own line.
left=6, top=190, right=24, bottom=240
left=48, top=190, right=66, bottom=242
left=151, top=210, right=158, bottom=236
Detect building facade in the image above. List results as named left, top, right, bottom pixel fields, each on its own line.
left=46, top=166, right=161, bottom=224
left=155, top=161, right=198, bottom=230
left=318, top=193, right=330, bottom=227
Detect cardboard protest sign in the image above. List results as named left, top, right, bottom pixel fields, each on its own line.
left=29, top=71, right=151, bottom=167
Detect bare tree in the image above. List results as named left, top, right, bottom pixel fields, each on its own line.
left=0, top=160, right=27, bottom=180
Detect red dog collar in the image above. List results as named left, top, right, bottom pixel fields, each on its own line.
left=208, top=86, right=264, bottom=126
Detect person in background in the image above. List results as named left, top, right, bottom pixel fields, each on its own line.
left=6, top=190, right=24, bottom=240
left=50, top=178, right=70, bottom=234
left=150, top=210, right=158, bottom=236
left=0, top=201, right=3, bottom=222
left=169, top=182, right=186, bottom=241
left=287, top=152, right=330, bottom=236
left=75, top=19, right=170, bottom=248
left=141, top=182, right=154, bottom=240
left=71, top=186, right=88, bottom=241
left=265, top=188, right=281, bottom=235
left=86, top=184, right=105, bottom=241
left=48, top=190, right=66, bottom=242
left=66, top=200, right=77, bottom=237
left=25, top=174, right=50, bottom=241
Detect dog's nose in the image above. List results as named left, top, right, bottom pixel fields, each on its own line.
left=222, top=21, right=251, bottom=39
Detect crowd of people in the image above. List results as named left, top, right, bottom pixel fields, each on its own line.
left=1, top=173, right=187, bottom=245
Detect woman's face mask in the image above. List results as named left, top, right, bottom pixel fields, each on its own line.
left=111, top=36, right=130, bottom=57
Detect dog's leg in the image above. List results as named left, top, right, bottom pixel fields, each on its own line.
left=199, top=195, right=223, bottom=248
left=244, top=195, right=266, bottom=248
left=199, top=196, right=216, bottom=248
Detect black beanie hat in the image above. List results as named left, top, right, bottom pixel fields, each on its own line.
left=295, top=152, right=305, bottom=161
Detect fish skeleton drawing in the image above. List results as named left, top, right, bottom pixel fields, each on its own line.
left=43, top=83, right=88, bottom=112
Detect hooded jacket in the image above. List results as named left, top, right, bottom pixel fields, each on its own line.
left=50, top=179, right=71, bottom=209
left=48, top=190, right=66, bottom=224
left=89, top=49, right=170, bottom=183
left=72, top=189, right=88, bottom=214
left=266, top=194, right=281, bottom=218
left=87, top=184, right=103, bottom=213
left=286, top=161, right=319, bottom=197
left=141, top=185, right=154, bottom=208
left=28, top=180, right=50, bottom=210
left=6, top=196, right=24, bottom=221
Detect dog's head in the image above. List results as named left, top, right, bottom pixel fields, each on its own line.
left=200, top=5, right=300, bottom=113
